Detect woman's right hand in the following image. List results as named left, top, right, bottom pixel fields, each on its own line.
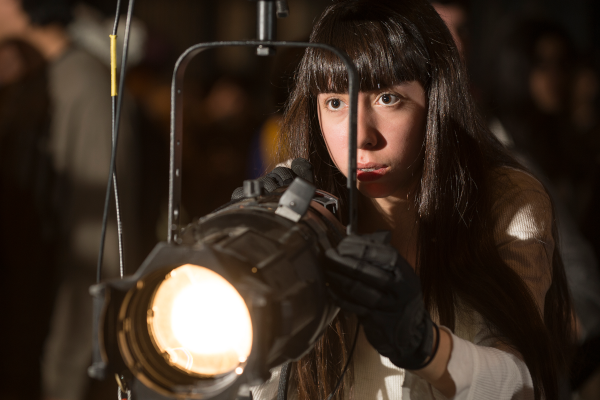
left=231, top=158, right=314, bottom=199
left=325, top=231, right=437, bottom=371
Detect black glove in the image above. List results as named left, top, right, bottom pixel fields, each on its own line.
left=231, top=158, right=314, bottom=200
left=325, top=231, right=436, bottom=370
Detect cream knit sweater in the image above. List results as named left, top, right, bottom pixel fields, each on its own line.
left=252, top=168, right=553, bottom=400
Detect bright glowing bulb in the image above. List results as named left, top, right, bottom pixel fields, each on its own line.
left=149, top=264, right=253, bottom=376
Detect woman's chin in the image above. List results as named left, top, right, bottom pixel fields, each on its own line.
left=357, top=182, right=396, bottom=198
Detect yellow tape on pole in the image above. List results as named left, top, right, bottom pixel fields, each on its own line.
left=110, top=35, right=118, bottom=96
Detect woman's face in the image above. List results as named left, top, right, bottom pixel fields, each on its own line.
left=529, top=34, right=569, bottom=114
left=317, top=81, right=427, bottom=199
left=0, top=44, right=24, bottom=85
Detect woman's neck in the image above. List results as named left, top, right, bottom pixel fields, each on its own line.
left=358, top=190, right=420, bottom=267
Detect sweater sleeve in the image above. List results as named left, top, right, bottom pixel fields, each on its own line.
left=445, top=168, right=553, bottom=400
left=490, top=168, right=554, bottom=315
left=446, top=328, right=534, bottom=400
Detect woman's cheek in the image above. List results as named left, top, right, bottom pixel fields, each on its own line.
left=323, top=125, right=349, bottom=172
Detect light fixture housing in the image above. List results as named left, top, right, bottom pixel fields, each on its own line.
left=90, top=182, right=344, bottom=399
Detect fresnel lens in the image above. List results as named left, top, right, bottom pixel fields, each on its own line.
left=149, top=264, right=253, bottom=377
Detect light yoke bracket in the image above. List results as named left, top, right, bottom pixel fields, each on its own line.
left=168, top=3, right=360, bottom=245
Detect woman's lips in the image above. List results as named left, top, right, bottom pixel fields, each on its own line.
left=356, top=164, right=388, bottom=182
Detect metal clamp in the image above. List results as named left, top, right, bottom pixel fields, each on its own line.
left=275, top=178, right=316, bottom=222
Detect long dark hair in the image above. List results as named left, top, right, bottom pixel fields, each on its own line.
left=278, top=1, right=574, bottom=399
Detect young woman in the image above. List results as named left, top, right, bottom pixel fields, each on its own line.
left=251, top=0, right=574, bottom=399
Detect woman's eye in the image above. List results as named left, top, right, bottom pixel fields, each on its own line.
left=377, top=93, right=400, bottom=105
left=326, top=98, right=346, bottom=111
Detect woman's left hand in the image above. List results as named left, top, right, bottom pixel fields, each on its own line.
left=325, top=231, right=436, bottom=370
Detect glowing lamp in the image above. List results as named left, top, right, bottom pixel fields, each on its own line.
left=149, top=264, right=253, bottom=377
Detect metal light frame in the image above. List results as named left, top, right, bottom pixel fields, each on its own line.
left=167, top=40, right=359, bottom=244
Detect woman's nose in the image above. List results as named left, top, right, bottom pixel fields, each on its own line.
left=357, top=105, right=378, bottom=149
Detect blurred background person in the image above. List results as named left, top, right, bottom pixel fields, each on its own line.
left=0, top=0, right=143, bottom=399
left=573, top=59, right=600, bottom=261
left=0, top=38, right=57, bottom=400
left=181, top=72, right=263, bottom=220
left=485, top=17, right=579, bottom=208
left=247, top=45, right=305, bottom=179
left=484, top=15, right=600, bottom=399
left=430, top=0, right=469, bottom=59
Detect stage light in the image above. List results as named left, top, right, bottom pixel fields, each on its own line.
left=90, top=180, right=345, bottom=399
left=89, top=1, right=360, bottom=397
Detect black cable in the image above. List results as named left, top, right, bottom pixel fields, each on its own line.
left=96, top=0, right=135, bottom=283
left=112, top=0, right=122, bottom=34
left=277, top=362, right=292, bottom=400
left=325, top=322, right=360, bottom=400
left=111, top=0, right=125, bottom=278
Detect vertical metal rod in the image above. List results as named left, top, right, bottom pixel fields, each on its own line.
left=257, top=1, right=275, bottom=41
left=168, top=55, right=195, bottom=244
left=346, top=74, right=358, bottom=235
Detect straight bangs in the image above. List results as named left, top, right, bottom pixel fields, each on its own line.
left=302, top=7, right=430, bottom=95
